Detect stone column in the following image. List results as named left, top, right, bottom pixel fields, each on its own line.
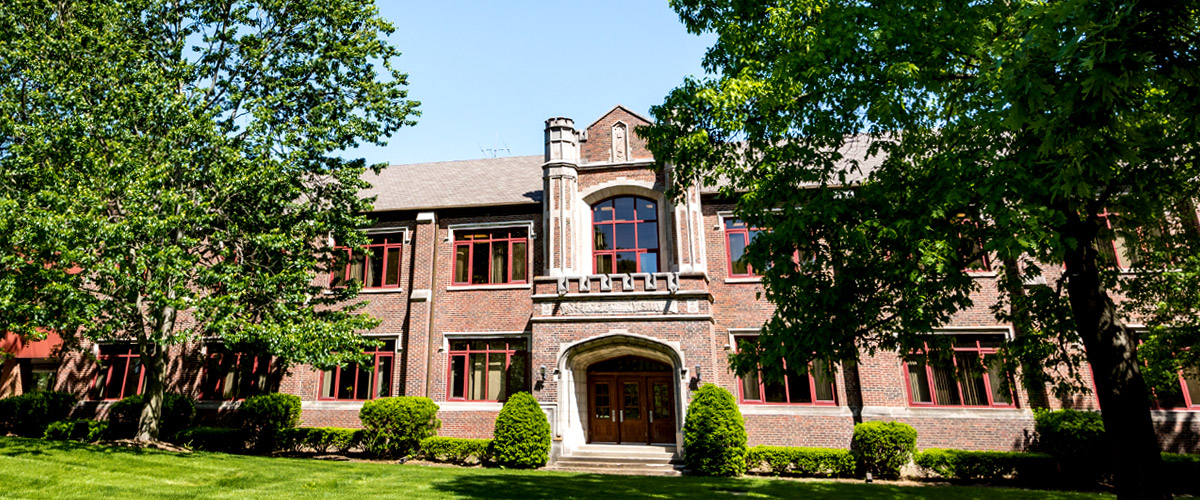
left=543, top=118, right=582, bottom=277
left=664, top=162, right=707, bottom=273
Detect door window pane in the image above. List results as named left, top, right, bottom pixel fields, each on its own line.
left=623, top=383, right=641, bottom=420
left=595, top=383, right=610, bottom=419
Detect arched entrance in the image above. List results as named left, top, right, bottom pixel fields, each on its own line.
left=586, top=356, right=676, bottom=444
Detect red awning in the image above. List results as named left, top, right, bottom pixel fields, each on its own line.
left=1, top=330, right=62, bottom=358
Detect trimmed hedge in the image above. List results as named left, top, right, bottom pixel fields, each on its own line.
left=240, top=393, right=301, bottom=453
left=851, top=421, right=917, bottom=479
left=0, top=391, right=78, bottom=438
left=107, top=393, right=197, bottom=440
left=43, top=419, right=108, bottom=443
left=420, top=436, right=493, bottom=465
left=359, top=396, right=441, bottom=458
left=914, top=449, right=1055, bottom=482
left=284, top=427, right=363, bottom=454
left=745, top=445, right=855, bottom=477
left=492, top=392, right=551, bottom=468
left=175, top=426, right=247, bottom=453
left=1164, top=454, right=1200, bottom=495
left=683, top=384, right=748, bottom=477
left=1032, top=409, right=1106, bottom=482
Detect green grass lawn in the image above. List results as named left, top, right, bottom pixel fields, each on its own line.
left=0, top=437, right=1109, bottom=500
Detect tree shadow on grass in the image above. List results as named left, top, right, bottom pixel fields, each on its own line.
left=0, top=436, right=187, bottom=458
left=429, top=472, right=1107, bottom=500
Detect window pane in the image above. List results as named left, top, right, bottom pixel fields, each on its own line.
left=454, top=245, right=470, bottom=284
left=637, top=222, right=658, bottom=250
left=616, top=252, right=637, bottom=274
left=653, top=383, right=670, bottom=421
left=469, top=353, right=486, bottom=400
left=366, top=246, right=384, bottom=288
left=506, top=351, right=529, bottom=399
left=957, top=353, right=988, bottom=406
left=593, top=200, right=613, bottom=222
left=355, top=363, right=372, bottom=400
left=450, top=340, right=469, bottom=351
left=615, top=223, right=636, bottom=250
left=450, top=356, right=466, bottom=399
left=594, top=224, right=614, bottom=251
left=509, top=339, right=528, bottom=351
left=331, top=250, right=349, bottom=287
left=124, top=357, right=143, bottom=397
left=491, top=242, right=508, bottom=283
left=813, top=360, right=835, bottom=401
left=508, top=228, right=528, bottom=239
left=907, top=362, right=933, bottom=403
left=639, top=252, right=658, bottom=274
left=471, top=242, right=489, bottom=284
left=321, top=369, right=336, bottom=399
left=385, top=247, right=401, bottom=286
left=1184, top=367, right=1200, bottom=407
left=985, top=356, right=1011, bottom=405
left=349, top=252, right=366, bottom=284
left=511, top=242, right=527, bottom=282
left=376, top=355, right=393, bottom=398
left=614, top=197, right=635, bottom=221
left=623, top=382, right=640, bottom=420
left=487, top=354, right=504, bottom=401
left=931, top=361, right=962, bottom=405
left=487, top=339, right=508, bottom=351
left=1114, top=231, right=1136, bottom=268
left=595, top=383, right=610, bottom=419
left=741, top=370, right=762, bottom=401
left=596, top=254, right=613, bottom=274
left=728, top=233, right=749, bottom=275
left=725, top=219, right=746, bottom=229
left=786, top=369, right=812, bottom=403
left=764, top=375, right=787, bottom=403
left=337, top=365, right=356, bottom=400
left=637, top=198, right=657, bottom=221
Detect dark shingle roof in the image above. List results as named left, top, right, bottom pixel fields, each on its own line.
left=362, top=155, right=544, bottom=212
left=699, top=135, right=886, bottom=194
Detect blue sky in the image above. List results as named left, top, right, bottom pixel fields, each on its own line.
left=343, top=1, right=716, bottom=166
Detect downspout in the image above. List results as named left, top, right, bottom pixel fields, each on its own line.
left=424, top=212, right=439, bottom=397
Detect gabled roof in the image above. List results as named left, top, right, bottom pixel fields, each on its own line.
left=362, top=155, right=544, bottom=212
left=698, top=135, right=886, bottom=194
left=586, top=104, right=654, bottom=130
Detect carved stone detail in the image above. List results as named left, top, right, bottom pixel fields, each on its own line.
left=611, top=122, right=628, bottom=162
left=559, top=300, right=678, bottom=315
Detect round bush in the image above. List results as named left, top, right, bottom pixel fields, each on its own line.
left=683, top=383, right=748, bottom=477
left=0, top=391, right=78, bottom=438
left=359, top=396, right=441, bottom=458
left=240, top=393, right=301, bottom=453
left=851, top=421, right=917, bottom=479
left=491, top=392, right=551, bottom=468
left=1033, top=408, right=1106, bottom=482
left=43, top=419, right=108, bottom=443
left=107, top=393, right=197, bottom=440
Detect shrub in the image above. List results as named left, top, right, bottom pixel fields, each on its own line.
left=745, top=445, right=855, bottom=477
left=1033, top=409, right=1106, bottom=482
left=683, top=384, right=748, bottom=477
left=1163, top=453, right=1200, bottom=495
left=851, top=421, right=917, bottom=479
left=107, top=393, right=197, bottom=440
left=284, top=427, right=363, bottom=454
left=175, top=426, right=247, bottom=453
left=43, top=419, right=108, bottom=443
left=240, top=393, right=301, bottom=453
left=914, top=449, right=1055, bottom=482
left=0, top=391, right=78, bottom=438
left=491, top=392, right=551, bottom=468
left=420, top=436, right=493, bottom=465
left=359, top=396, right=441, bottom=458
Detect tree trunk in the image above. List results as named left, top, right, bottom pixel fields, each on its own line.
left=134, top=339, right=166, bottom=442
left=1065, top=237, right=1169, bottom=499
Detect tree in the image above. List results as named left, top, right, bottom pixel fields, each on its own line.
left=641, top=1, right=1200, bottom=498
left=0, top=0, right=418, bottom=442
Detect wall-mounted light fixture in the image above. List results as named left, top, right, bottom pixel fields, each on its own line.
left=694, top=364, right=702, bottom=381
left=540, top=365, right=547, bottom=381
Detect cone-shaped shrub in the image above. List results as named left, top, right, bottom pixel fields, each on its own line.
left=851, top=421, right=917, bottom=479
left=683, top=383, right=748, bottom=477
left=491, top=392, right=550, bottom=468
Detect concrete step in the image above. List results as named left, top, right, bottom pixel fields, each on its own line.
left=556, top=455, right=677, bottom=465
left=547, top=461, right=684, bottom=477
left=566, top=449, right=677, bottom=460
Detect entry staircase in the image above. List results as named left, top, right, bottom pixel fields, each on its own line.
left=548, top=444, right=683, bottom=476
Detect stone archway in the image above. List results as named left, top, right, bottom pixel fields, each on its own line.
left=555, top=332, right=687, bottom=453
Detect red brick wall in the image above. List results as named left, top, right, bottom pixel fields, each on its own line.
left=581, top=107, right=653, bottom=164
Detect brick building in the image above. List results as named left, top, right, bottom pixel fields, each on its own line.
left=3, top=105, right=1199, bottom=457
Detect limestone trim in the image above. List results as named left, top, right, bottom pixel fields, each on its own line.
left=440, top=331, right=531, bottom=352
left=532, top=314, right=714, bottom=323
left=437, top=401, right=504, bottom=412
left=861, top=405, right=1033, bottom=420
left=739, top=404, right=855, bottom=417
left=445, top=220, right=537, bottom=242
left=302, top=400, right=365, bottom=411
left=446, top=283, right=532, bottom=292
left=580, top=180, right=660, bottom=206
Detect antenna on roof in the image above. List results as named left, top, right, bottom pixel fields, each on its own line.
left=478, top=133, right=511, bottom=158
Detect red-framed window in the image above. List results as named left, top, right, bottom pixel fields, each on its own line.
left=724, top=219, right=767, bottom=277
left=319, top=339, right=396, bottom=401
left=956, top=219, right=991, bottom=273
left=592, top=196, right=659, bottom=274
left=447, top=338, right=530, bottom=402
left=201, top=345, right=275, bottom=401
left=330, top=233, right=404, bottom=289
left=1096, top=210, right=1139, bottom=270
left=734, top=336, right=836, bottom=405
left=904, top=334, right=1015, bottom=407
left=93, top=344, right=144, bottom=401
left=453, top=228, right=529, bottom=285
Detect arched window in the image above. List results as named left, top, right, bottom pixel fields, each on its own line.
left=592, top=196, right=659, bottom=274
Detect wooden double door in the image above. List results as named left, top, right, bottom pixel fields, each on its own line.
left=587, top=373, right=676, bottom=444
